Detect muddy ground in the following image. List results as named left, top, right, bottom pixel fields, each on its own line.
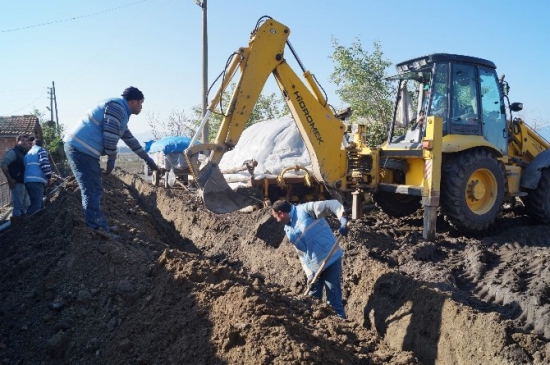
left=1, top=168, right=549, bottom=365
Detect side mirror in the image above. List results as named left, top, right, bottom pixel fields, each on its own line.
left=510, top=102, right=523, bottom=112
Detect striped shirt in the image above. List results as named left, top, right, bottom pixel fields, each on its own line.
left=103, top=101, right=144, bottom=158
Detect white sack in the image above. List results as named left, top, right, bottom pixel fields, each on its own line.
left=219, top=116, right=312, bottom=183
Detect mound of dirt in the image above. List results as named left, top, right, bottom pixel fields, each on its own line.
left=1, top=168, right=549, bottom=364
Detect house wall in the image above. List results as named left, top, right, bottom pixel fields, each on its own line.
left=0, top=136, right=15, bottom=156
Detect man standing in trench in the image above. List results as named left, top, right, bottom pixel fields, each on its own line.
left=1, top=135, right=31, bottom=225
left=271, top=200, right=348, bottom=318
left=24, top=138, right=52, bottom=215
left=63, top=86, right=158, bottom=233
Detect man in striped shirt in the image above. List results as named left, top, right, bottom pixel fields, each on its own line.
left=63, top=86, right=158, bottom=233
left=24, top=139, right=52, bottom=215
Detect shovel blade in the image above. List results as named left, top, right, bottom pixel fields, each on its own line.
left=197, top=161, right=258, bottom=214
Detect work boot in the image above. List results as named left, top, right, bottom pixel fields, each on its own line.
left=9, top=216, right=21, bottom=227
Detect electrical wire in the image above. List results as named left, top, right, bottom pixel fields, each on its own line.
left=60, top=0, right=177, bottom=85
left=7, top=89, right=49, bottom=115
left=1, top=0, right=150, bottom=33
left=0, top=86, right=45, bottom=95
left=3, top=0, right=175, bottom=115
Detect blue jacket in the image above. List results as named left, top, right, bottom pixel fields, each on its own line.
left=63, top=98, right=131, bottom=159
left=284, top=200, right=344, bottom=277
left=24, top=145, right=52, bottom=184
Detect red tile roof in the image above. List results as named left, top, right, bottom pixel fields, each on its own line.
left=0, top=115, right=41, bottom=137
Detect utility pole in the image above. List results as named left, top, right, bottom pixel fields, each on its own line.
left=47, top=81, right=59, bottom=132
left=194, top=0, right=208, bottom=144
left=48, top=86, right=54, bottom=125
left=46, top=81, right=62, bottom=175
left=52, top=81, right=59, bottom=132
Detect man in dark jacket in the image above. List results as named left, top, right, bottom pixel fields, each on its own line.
left=0, top=135, right=31, bottom=224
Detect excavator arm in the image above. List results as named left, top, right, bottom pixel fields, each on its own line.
left=185, top=17, right=348, bottom=214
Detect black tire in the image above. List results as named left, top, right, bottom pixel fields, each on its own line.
left=372, top=191, right=421, bottom=218
left=520, top=167, right=550, bottom=223
left=151, top=170, right=160, bottom=186
left=440, top=149, right=506, bottom=231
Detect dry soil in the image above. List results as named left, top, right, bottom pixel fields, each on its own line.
left=1, top=168, right=549, bottom=365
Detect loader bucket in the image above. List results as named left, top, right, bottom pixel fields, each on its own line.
left=197, top=161, right=260, bottom=214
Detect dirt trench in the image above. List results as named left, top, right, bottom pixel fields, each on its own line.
left=0, top=168, right=549, bottom=364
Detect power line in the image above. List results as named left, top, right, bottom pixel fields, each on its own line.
left=0, top=86, right=45, bottom=95
left=1, top=0, right=150, bottom=33
left=7, top=89, right=48, bottom=115
left=59, top=0, right=178, bottom=84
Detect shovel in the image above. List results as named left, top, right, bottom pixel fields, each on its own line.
left=303, top=235, right=343, bottom=297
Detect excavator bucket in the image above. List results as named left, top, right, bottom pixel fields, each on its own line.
left=196, top=161, right=260, bottom=214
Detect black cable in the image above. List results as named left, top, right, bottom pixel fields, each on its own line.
left=207, top=52, right=241, bottom=117
left=253, top=16, right=272, bottom=33
left=2, top=0, right=149, bottom=33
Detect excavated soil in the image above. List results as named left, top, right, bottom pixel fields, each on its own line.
left=1, top=168, right=550, bottom=364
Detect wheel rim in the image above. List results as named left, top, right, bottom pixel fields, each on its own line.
left=465, top=168, right=498, bottom=214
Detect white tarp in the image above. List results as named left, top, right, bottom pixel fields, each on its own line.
left=219, top=116, right=312, bottom=184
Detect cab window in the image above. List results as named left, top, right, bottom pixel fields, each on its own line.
left=480, top=68, right=507, bottom=154
left=450, top=64, right=480, bottom=127
left=428, top=63, right=449, bottom=134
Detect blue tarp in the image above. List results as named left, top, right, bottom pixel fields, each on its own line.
left=148, top=136, right=196, bottom=154
left=143, top=140, right=155, bottom=153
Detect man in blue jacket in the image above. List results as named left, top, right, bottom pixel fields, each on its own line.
left=24, top=139, right=52, bottom=215
left=271, top=200, right=349, bottom=318
left=63, top=86, right=158, bottom=233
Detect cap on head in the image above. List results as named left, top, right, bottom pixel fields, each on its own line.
left=121, top=86, right=144, bottom=101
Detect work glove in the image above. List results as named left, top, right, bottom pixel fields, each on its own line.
left=105, top=159, right=116, bottom=175
left=144, top=156, right=159, bottom=171
left=339, top=216, right=349, bottom=236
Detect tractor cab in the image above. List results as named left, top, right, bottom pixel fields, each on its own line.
left=388, top=53, right=508, bottom=155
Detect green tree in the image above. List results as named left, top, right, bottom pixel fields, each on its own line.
left=330, top=38, right=395, bottom=146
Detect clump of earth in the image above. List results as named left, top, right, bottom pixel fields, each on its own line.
left=1, top=168, right=549, bottom=364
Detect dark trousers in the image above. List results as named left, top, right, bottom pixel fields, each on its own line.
left=25, top=182, right=44, bottom=215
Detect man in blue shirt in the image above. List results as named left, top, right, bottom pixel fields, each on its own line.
left=24, top=139, right=52, bottom=215
left=63, top=86, right=158, bottom=233
left=271, top=199, right=349, bottom=318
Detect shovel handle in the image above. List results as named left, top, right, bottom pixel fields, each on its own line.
left=303, top=235, right=342, bottom=296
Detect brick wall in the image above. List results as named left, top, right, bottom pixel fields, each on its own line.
left=0, top=136, right=14, bottom=155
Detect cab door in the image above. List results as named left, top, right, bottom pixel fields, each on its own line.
left=449, top=63, right=482, bottom=135
left=479, top=67, right=508, bottom=154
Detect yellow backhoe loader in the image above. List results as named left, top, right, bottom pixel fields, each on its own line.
left=185, top=16, right=550, bottom=240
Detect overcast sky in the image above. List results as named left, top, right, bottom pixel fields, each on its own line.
left=2, top=0, right=549, bottom=141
